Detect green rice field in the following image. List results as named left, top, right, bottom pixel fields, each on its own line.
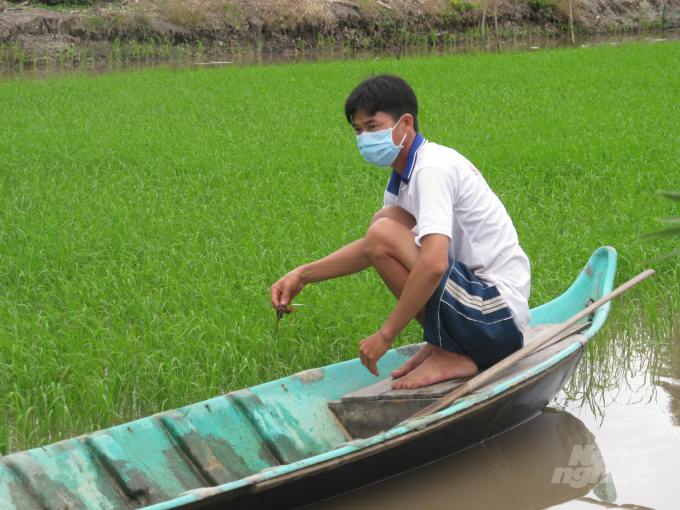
left=1, top=42, right=679, bottom=454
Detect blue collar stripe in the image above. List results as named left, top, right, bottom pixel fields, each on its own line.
left=401, top=133, right=426, bottom=182
left=385, top=133, right=427, bottom=196
left=386, top=170, right=401, bottom=195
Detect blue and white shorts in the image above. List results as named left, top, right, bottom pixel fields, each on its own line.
left=423, top=259, right=524, bottom=368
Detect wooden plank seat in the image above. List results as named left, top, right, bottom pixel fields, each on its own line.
left=328, top=322, right=590, bottom=438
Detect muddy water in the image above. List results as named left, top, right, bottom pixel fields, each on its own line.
left=308, top=319, right=680, bottom=510
left=1, top=30, right=678, bottom=82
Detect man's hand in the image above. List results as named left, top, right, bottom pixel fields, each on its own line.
left=269, top=239, right=371, bottom=313
left=359, top=329, right=394, bottom=377
left=270, top=270, right=305, bottom=313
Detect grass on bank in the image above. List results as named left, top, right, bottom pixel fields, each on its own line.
left=0, top=42, right=679, bottom=453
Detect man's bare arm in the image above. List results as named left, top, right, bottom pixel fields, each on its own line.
left=359, top=233, right=450, bottom=376
left=382, top=234, right=450, bottom=339
left=270, top=239, right=370, bottom=310
left=270, top=205, right=418, bottom=312
left=299, top=239, right=371, bottom=284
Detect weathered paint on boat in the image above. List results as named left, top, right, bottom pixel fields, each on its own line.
left=0, top=247, right=617, bottom=510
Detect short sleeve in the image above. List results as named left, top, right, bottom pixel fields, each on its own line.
left=383, top=188, right=398, bottom=208
left=412, top=165, right=455, bottom=246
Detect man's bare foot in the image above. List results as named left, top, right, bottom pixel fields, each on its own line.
left=390, top=344, right=434, bottom=379
left=391, top=346, right=478, bottom=389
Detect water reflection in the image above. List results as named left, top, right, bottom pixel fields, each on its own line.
left=551, top=318, right=680, bottom=509
left=658, top=334, right=680, bottom=427
left=1, top=31, right=678, bottom=83
left=310, top=410, right=609, bottom=510
left=558, top=315, right=680, bottom=426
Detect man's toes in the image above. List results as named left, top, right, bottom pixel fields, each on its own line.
left=390, top=366, right=406, bottom=378
left=400, top=377, right=415, bottom=389
left=410, top=378, right=429, bottom=389
left=392, top=359, right=417, bottom=378
left=391, top=374, right=414, bottom=389
left=401, top=375, right=419, bottom=389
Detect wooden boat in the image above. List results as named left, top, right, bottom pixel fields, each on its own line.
left=0, top=247, right=617, bottom=510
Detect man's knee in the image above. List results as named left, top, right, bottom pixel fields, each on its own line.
left=364, top=218, right=394, bottom=260
left=371, top=206, right=416, bottom=229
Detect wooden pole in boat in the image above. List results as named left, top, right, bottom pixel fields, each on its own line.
left=411, top=268, right=656, bottom=419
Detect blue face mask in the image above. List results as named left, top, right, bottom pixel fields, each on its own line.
left=356, top=116, right=407, bottom=168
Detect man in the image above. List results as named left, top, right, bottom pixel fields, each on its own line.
left=270, top=74, right=531, bottom=389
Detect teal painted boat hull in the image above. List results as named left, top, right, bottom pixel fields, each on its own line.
left=0, top=247, right=618, bottom=510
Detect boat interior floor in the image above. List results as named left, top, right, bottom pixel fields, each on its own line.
left=328, top=322, right=590, bottom=439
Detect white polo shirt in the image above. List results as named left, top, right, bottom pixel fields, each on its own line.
left=384, top=134, right=532, bottom=333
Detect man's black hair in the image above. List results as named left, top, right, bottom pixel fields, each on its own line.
left=344, top=74, right=419, bottom=132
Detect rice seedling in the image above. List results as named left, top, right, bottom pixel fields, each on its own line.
left=16, top=46, right=24, bottom=71
left=114, top=37, right=121, bottom=65
left=0, top=42, right=678, bottom=454
left=639, top=191, right=680, bottom=262
left=131, top=40, right=141, bottom=64
left=11, top=41, right=24, bottom=70
left=163, top=38, right=173, bottom=60
left=142, top=42, right=149, bottom=64
left=144, top=40, right=156, bottom=64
